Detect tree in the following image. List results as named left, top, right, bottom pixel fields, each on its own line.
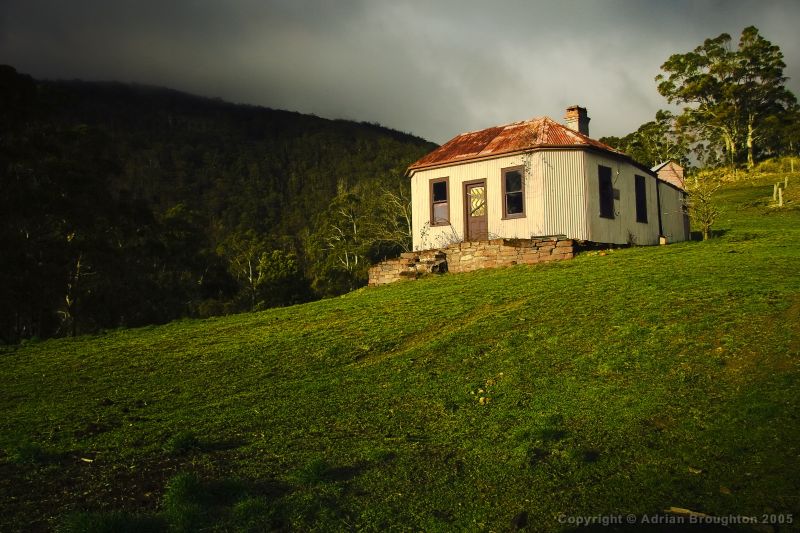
left=685, top=170, right=722, bottom=240
left=373, top=186, right=414, bottom=254
left=656, top=26, right=796, bottom=169
left=601, top=110, right=690, bottom=168
left=756, top=100, right=800, bottom=162
left=217, top=230, right=306, bottom=311
left=308, top=191, right=374, bottom=294
left=150, top=203, right=235, bottom=320
left=738, top=27, right=798, bottom=167
left=254, top=249, right=307, bottom=309
left=657, top=31, right=740, bottom=167
left=217, top=230, right=271, bottom=311
left=305, top=180, right=415, bottom=295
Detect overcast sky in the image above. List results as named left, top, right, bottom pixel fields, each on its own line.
left=3, top=0, right=800, bottom=144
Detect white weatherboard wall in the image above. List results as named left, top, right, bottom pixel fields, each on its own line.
left=583, top=152, right=661, bottom=245
left=410, top=153, right=548, bottom=251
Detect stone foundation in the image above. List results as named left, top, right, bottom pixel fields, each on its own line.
left=446, top=236, right=575, bottom=273
left=367, top=249, right=447, bottom=286
left=368, top=236, right=575, bottom=286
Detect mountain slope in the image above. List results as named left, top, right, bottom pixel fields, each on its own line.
left=0, top=66, right=436, bottom=341
left=1, top=177, right=799, bottom=531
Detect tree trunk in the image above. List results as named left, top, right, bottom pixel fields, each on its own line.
left=723, top=131, right=738, bottom=176
left=247, top=257, right=256, bottom=310
left=64, top=252, right=83, bottom=337
left=746, top=116, right=755, bottom=169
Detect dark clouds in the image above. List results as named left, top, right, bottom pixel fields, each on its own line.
left=3, top=0, right=800, bottom=143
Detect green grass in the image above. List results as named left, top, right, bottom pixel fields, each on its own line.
left=1, top=175, right=799, bottom=531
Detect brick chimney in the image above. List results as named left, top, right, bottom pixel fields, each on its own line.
left=564, top=105, right=590, bottom=136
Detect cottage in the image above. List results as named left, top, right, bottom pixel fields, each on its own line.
left=407, top=106, right=689, bottom=251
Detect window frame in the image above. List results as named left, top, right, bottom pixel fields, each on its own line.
left=501, top=165, right=526, bottom=219
left=429, top=177, right=450, bottom=226
left=598, top=165, right=615, bottom=219
left=634, top=174, right=648, bottom=223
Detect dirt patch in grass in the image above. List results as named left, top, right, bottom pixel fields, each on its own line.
left=0, top=453, right=188, bottom=532
left=717, top=295, right=798, bottom=381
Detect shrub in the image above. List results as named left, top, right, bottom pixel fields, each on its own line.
left=292, top=458, right=331, bottom=485
left=162, top=472, right=205, bottom=533
left=232, top=497, right=280, bottom=532
left=162, top=431, right=200, bottom=456
left=9, top=441, right=49, bottom=464
left=685, top=170, right=722, bottom=240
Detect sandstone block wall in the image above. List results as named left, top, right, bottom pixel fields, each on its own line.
left=368, top=236, right=574, bottom=286
left=446, top=237, right=575, bottom=273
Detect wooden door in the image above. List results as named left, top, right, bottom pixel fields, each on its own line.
left=465, top=181, right=487, bottom=241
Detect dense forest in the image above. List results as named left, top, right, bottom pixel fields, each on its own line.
left=0, top=65, right=436, bottom=342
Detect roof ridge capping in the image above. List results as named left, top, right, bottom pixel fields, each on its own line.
left=455, top=117, right=542, bottom=136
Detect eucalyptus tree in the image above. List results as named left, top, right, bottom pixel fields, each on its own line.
left=601, top=110, right=690, bottom=168
left=656, top=26, right=796, bottom=169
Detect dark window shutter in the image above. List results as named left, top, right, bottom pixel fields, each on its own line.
left=635, top=175, right=648, bottom=223
left=599, top=166, right=614, bottom=219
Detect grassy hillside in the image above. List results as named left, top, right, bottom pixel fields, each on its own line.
left=1, top=176, right=799, bottom=531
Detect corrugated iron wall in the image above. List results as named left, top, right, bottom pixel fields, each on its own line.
left=538, top=151, right=590, bottom=241
left=657, top=182, right=689, bottom=242
left=583, top=152, right=661, bottom=245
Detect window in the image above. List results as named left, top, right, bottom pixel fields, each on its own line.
left=598, top=165, right=614, bottom=219
left=635, top=175, right=648, bottom=223
left=502, top=166, right=525, bottom=218
left=430, top=178, right=449, bottom=225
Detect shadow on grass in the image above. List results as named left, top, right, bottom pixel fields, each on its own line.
left=57, top=456, right=374, bottom=532
left=200, top=437, right=249, bottom=453
left=292, top=457, right=370, bottom=485
left=5, top=440, right=72, bottom=466
left=60, top=511, right=166, bottom=533
left=321, top=461, right=369, bottom=482
left=689, top=229, right=730, bottom=240
left=162, top=431, right=247, bottom=456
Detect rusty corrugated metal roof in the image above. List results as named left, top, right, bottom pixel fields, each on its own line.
left=408, top=117, right=625, bottom=172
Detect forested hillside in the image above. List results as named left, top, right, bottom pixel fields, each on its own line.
left=0, top=66, right=436, bottom=342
